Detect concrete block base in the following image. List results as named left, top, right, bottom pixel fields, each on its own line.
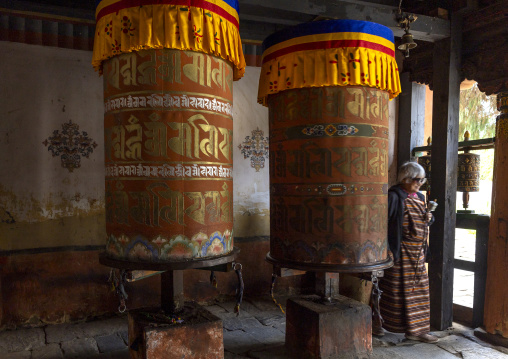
left=128, top=302, right=223, bottom=359
left=286, top=295, right=372, bottom=359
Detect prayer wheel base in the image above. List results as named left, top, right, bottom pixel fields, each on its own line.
left=99, top=247, right=239, bottom=271
left=128, top=303, right=224, bottom=359
left=266, top=252, right=392, bottom=274
left=286, top=295, right=372, bottom=359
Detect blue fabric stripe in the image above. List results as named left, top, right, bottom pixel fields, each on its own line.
left=221, top=0, right=240, bottom=13
left=262, top=19, right=394, bottom=53
left=95, top=0, right=240, bottom=15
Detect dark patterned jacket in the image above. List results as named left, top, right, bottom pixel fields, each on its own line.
left=387, top=184, right=433, bottom=262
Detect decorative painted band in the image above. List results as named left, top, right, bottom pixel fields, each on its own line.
left=106, top=230, right=233, bottom=261
left=270, top=183, right=389, bottom=197
left=278, top=123, right=389, bottom=140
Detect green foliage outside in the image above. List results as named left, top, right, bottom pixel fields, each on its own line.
left=459, top=83, right=498, bottom=182
left=456, top=83, right=499, bottom=215
left=459, top=83, right=499, bottom=142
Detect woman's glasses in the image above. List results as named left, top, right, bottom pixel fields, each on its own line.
left=412, top=177, right=427, bottom=184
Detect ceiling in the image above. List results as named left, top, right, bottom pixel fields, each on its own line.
left=2, top=0, right=452, bottom=43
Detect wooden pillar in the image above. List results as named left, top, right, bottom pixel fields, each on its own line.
left=484, top=91, right=508, bottom=337
left=428, top=13, right=462, bottom=330
left=397, top=71, right=427, bottom=168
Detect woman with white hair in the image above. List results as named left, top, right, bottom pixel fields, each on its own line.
left=374, top=161, right=438, bottom=343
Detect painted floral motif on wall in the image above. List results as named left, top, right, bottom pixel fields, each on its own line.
left=43, top=120, right=98, bottom=172
left=238, top=127, right=269, bottom=172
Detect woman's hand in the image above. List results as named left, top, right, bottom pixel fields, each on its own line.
left=425, top=212, right=433, bottom=223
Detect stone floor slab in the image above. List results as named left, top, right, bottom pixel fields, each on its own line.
left=437, top=335, right=508, bottom=358
left=60, top=338, right=99, bottom=358
left=254, top=313, right=285, bottom=327
left=45, top=323, right=86, bottom=344
left=223, top=329, right=266, bottom=355
left=223, top=317, right=264, bottom=331
left=95, top=333, right=127, bottom=353
left=0, top=327, right=45, bottom=352
left=246, top=326, right=285, bottom=346
left=380, top=342, right=460, bottom=359
left=32, top=343, right=64, bottom=359
left=2, top=351, right=32, bottom=359
left=205, top=304, right=229, bottom=315
left=93, top=348, right=129, bottom=358
left=2, top=298, right=508, bottom=359
left=80, top=317, right=127, bottom=338
left=248, top=344, right=289, bottom=359
left=118, top=329, right=128, bottom=346
left=224, top=351, right=251, bottom=359
left=247, top=298, right=287, bottom=312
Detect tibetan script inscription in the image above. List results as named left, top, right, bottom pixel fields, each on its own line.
left=106, top=182, right=232, bottom=227
left=105, top=114, right=233, bottom=162
left=272, top=198, right=387, bottom=235
left=269, top=86, right=389, bottom=124
left=270, top=140, right=388, bottom=179
left=104, top=49, right=233, bottom=95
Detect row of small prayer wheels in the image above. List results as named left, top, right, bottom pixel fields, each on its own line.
left=93, top=1, right=402, bottom=272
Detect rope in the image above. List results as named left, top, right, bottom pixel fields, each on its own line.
left=270, top=274, right=285, bottom=314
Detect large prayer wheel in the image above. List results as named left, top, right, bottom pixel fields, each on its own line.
left=93, top=0, right=245, bottom=263
left=258, top=20, right=401, bottom=272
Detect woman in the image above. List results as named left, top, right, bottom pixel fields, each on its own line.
left=377, top=161, right=438, bottom=343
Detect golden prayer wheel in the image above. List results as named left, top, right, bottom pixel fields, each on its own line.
left=457, top=131, right=480, bottom=211
left=93, top=0, right=245, bottom=265
left=258, top=20, right=401, bottom=272
left=417, top=137, right=432, bottom=192
left=457, top=153, right=480, bottom=192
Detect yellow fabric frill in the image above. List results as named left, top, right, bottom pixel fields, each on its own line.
left=258, top=42, right=401, bottom=105
left=93, top=2, right=246, bottom=80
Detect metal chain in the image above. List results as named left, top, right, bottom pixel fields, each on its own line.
left=233, top=262, right=244, bottom=316
left=108, top=269, right=129, bottom=313
left=371, top=273, right=383, bottom=328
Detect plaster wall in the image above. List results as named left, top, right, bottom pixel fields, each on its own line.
left=0, top=41, right=105, bottom=251
left=232, top=67, right=270, bottom=238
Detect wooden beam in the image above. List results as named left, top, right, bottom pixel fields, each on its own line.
left=428, top=13, right=462, bottom=331
left=238, top=0, right=450, bottom=42
left=397, top=71, right=426, bottom=168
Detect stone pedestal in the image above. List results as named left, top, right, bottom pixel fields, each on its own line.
left=286, top=295, right=372, bottom=359
left=128, top=303, right=223, bottom=359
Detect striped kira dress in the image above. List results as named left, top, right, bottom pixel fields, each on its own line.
left=379, top=195, right=431, bottom=336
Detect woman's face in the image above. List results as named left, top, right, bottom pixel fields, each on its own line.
left=401, top=177, right=425, bottom=194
